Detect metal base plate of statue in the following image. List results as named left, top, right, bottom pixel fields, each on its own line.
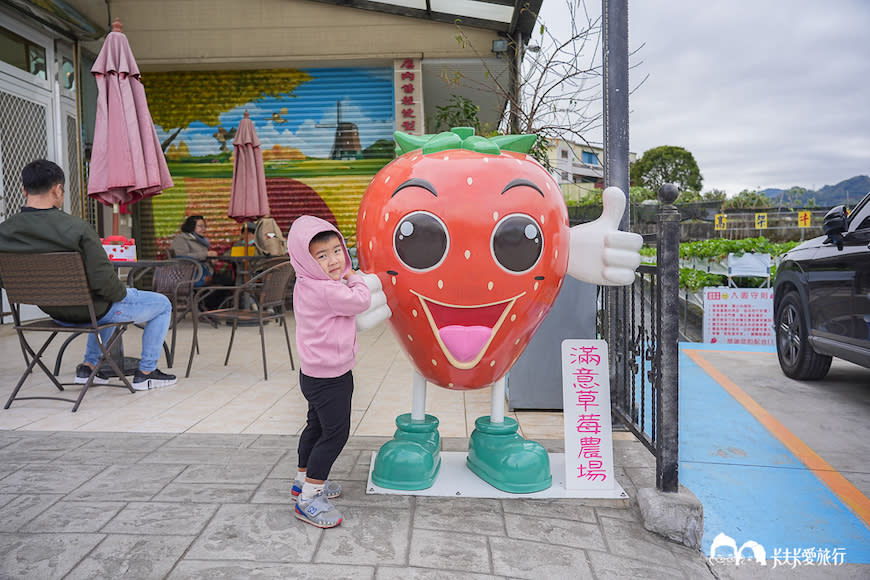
left=367, top=451, right=627, bottom=500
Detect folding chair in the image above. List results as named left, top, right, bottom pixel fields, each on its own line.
left=0, top=252, right=135, bottom=412
left=187, top=261, right=295, bottom=380
left=726, top=252, right=771, bottom=288
left=134, top=258, right=202, bottom=368
left=52, top=258, right=201, bottom=374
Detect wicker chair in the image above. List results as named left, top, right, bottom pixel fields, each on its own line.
left=51, top=257, right=202, bottom=373
left=142, top=258, right=202, bottom=367
left=0, top=252, right=135, bottom=412
left=187, top=261, right=295, bottom=380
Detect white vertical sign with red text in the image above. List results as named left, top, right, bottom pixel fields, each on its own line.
left=561, top=339, right=618, bottom=494
left=394, top=58, right=423, bottom=135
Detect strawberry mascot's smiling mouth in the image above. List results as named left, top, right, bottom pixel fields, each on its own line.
left=411, top=290, right=525, bottom=369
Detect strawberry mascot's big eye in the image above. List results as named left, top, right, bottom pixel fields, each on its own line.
left=356, top=128, right=642, bottom=493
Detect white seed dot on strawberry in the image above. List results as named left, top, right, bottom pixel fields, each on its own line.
left=540, top=215, right=545, bottom=223
left=408, top=335, right=413, bottom=342
left=431, top=359, right=437, bottom=366
left=438, top=280, right=443, bottom=289
left=392, top=277, right=397, bottom=286
left=368, top=240, right=373, bottom=251
left=466, top=177, right=473, bottom=185
left=487, top=281, right=493, bottom=290
left=385, top=175, right=391, bottom=183
left=555, top=249, right=558, bottom=260
left=534, top=282, right=539, bottom=291
left=384, top=212, right=389, bottom=222
left=464, top=250, right=471, bottom=259
left=490, top=361, right=495, bottom=367
left=511, top=314, right=516, bottom=322
left=412, top=309, right=418, bottom=317
left=493, top=212, right=499, bottom=221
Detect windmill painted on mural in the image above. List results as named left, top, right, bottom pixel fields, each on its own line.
left=316, top=100, right=362, bottom=160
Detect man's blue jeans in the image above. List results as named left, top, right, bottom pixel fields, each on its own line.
left=83, top=289, right=172, bottom=372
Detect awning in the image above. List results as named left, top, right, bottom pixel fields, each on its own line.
left=1, top=0, right=103, bottom=40
left=307, top=0, right=542, bottom=36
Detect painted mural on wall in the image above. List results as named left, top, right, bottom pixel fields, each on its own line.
left=142, top=67, right=395, bottom=256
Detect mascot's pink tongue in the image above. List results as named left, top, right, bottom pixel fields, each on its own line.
left=438, top=325, right=492, bottom=362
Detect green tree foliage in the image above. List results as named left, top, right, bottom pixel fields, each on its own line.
left=630, top=145, right=703, bottom=193
left=676, top=188, right=726, bottom=203
left=723, top=189, right=771, bottom=209
left=629, top=186, right=656, bottom=203
left=432, top=95, right=483, bottom=134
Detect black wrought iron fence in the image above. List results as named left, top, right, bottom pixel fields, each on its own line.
left=599, top=185, right=681, bottom=492
left=599, top=266, right=658, bottom=450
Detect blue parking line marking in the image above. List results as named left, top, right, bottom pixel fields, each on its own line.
left=678, top=345, right=870, bottom=563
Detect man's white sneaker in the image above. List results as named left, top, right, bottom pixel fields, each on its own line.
left=74, top=364, right=109, bottom=385
left=132, top=368, right=177, bottom=391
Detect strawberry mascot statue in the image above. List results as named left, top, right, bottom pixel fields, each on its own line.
left=355, top=128, right=642, bottom=492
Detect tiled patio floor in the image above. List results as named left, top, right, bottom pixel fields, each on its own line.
left=0, top=316, right=565, bottom=440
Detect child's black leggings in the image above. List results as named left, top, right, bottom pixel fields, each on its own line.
left=297, top=370, right=354, bottom=481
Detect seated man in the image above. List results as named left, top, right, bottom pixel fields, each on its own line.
left=0, top=160, right=176, bottom=390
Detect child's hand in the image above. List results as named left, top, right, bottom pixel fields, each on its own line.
left=343, top=268, right=357, bottom=280
left=356, top=273, right=392, bottom=330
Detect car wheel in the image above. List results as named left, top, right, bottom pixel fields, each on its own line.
left=775, top=291, right=832, bottom=380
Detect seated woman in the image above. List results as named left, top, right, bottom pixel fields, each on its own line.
left=171, top=215, right=218, bottom=286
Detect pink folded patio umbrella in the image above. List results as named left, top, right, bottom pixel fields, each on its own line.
left=229, top=111, right=270, bottom=223
left=87, top=18, right=173, bottom=235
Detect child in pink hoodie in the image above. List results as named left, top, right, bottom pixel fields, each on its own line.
left=287, top=215, right=371, bottom=528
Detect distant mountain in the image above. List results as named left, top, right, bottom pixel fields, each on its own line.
left=763, top=175, right=870, bottom=208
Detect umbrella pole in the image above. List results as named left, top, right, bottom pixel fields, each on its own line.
left=112, top=203, right=120, bottom=236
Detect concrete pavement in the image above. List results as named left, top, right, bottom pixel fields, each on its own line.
left=1, top=317, right=868, bottom=577
left=0, top=430, right=714, bottom=579
left=0, top=318, right=719, bottom=579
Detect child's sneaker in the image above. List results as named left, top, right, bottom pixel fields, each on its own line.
left=295, top=492, right=343, bottom=528
left=132, top=368, right=177, bottom=391
left=292, top=479, right=341, bottom=499
left=74, top=364, right=109, bottom=385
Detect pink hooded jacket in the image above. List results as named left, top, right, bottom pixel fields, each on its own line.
left=287, top=216, right=371, bottom=378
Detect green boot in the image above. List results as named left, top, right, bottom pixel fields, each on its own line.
left=372, top=413, right=441, bottom=490
left=467, top=416, right=552, bottom=493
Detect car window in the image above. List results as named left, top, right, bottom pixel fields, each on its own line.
left=847, top=194, right=870, bottom=232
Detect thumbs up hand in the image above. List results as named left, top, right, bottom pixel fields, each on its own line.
left=566, top=186, right=643, bottom=286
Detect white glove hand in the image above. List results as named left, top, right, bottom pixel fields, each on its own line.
left=356, top=272, right=393, bottom=330
left=567, top=186, right=643, bottom=286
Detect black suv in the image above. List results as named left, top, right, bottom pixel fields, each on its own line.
left=773, top=191, right=870, bottom=379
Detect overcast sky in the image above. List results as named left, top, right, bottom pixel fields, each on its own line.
left=539, top=1, right=870, bottom=194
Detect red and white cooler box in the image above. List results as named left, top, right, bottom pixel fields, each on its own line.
left=101, top=235, right=137, bottom=261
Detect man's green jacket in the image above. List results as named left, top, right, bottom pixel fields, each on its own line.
left=0, top=207, right=126, bottom=322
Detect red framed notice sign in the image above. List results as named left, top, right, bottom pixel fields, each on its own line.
left=703, top=286, right=774, bottom=346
